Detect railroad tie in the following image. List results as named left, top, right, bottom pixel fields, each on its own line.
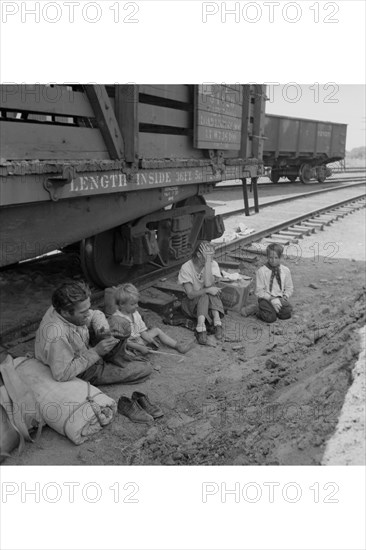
left=314, top=216, right=337, bottom=223
left=301, top=222, right=325, bottom=230
left=266, top=236, right=299, bottom=245
left=307, top=218, right=327, bottom=224
left=293, top=224, right=316, bottom=233
left=278, top=230, right=304, bottom=239
left=286, top=226, right=312, bottom=235
left=266, top=235, right=292, bottom=243
left=327, top=210, right=346, bottom=219
left=333, top=209, right=351, bottom=215
left=334, top=207, right=355, bottom=213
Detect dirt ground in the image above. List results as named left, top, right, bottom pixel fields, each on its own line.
left=1, top=210, right=365, bottom=466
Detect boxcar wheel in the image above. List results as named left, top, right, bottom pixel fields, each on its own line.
left=299, top=163, right=313, bottom=184
left=270, top=170, right=280, bottom=184
left=80, top=230, right=132, bottom=288
left=287, top=175, right=298, bottom=183
left=316, top=165, right=327, bottom=183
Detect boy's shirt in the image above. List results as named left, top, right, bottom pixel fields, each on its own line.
left=178, top=259, right=221, bottom=291
left=255, top=264, right=293, bottom=301
left=35, top=306, right=109, bottom=382
left=111, top=310, right=147, bottom=341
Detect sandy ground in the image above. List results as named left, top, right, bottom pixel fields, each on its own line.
left=2, top=207, right=365, bottom=466
left=322, top=326, right=365, bottom=465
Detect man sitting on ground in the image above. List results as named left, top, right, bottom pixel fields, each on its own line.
left=35, top=281, right=152, bottom=385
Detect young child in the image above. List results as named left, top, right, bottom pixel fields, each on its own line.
left=255, top=243, right=294, bottom=323
left=109, top=283, right=192, bottom=355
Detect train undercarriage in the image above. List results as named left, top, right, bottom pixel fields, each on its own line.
left=268, top=160, right=333, bottom=184
left=1, top=188, right=224, bottom=288
left=80, top=195, right=224, bottom=287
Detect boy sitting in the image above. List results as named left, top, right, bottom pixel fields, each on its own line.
left=178, top=241, right=224, bottom=345
left=255, top=243, right=294, bottom=323
left=109, top=283, right=192, bottom=356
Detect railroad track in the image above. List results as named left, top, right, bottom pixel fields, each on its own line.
left=1, top=190, right=365, bottom=351
left=219, top=180, right=366, bottom=220
left=213, top=175, right=366, bottom=192
left=223, top=195, right=366, bottom=254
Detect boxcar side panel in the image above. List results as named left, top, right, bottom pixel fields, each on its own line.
left=316, top=123, right=332, bottom=155
left=298, top=121, right=317, bottom=153
left=264, top=115, right=347, bottom=161
left=278, top=119, right=300, bottom=152
left=330, top=124, right=347, bottom=158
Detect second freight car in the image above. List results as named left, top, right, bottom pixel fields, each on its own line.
left=263, top=114, right=347, bottom=183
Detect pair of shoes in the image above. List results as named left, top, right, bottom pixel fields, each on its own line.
left=214, top=325, right=223, bottom=340
left=118, top=393, right=164, bottom=423
left=118, top=396, right=153, bottom=423
left=175, top=340, right=195, bottom=354
left=195, top=330, right=207, bottom=345
left=132, top=391, right=164, bottom=419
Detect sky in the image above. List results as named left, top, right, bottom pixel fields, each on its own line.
left=265, top=84, right=366, bottom=151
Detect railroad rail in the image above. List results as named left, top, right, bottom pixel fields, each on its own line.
left=1, top=187, right=365, bottom=351
left=219, top=180, right=366, bottom=219
left=214, top=175, right=366, bottom=192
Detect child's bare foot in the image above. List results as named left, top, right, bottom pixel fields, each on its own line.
left=175, top=340, right=195, bottom=354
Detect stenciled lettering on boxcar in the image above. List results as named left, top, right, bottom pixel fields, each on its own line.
left=317, top=130, right=332, bottom=138
left=162, top=186, right=179, bottom=202
left=70, top=173, right=128, bottom=192
left=67, top=167, right=223, bottom=198
left=194, top=85, right=243, bottom=150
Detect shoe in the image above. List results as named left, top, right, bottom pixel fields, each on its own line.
left=196, top=330, right=207, bottom=345
left=131, top=391, right=164, bottom=419
left=175, top=340, right=195, bottom=354
left=148, top=339, right=160, bottom=350
left=214, top=325, right=223, bottom=340
left=117, top=396, right=154, bottom=423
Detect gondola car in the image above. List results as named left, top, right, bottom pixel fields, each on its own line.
left=263, top=114, right=347, bottom=183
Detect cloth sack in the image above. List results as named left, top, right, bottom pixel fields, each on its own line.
left=0, top=354, right=43, bottom=459
left=0, top=404, right=20, bottom=462
left=15, top=357, right=117, bottom=445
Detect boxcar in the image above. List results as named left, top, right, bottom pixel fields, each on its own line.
left=0, top=84, right=265, bottom=286
left=263, top=114, right=347, bottom=183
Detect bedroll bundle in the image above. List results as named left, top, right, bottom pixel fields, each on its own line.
left=0, top=354, right=43, bottom=462
left=14, top=357, right=117, bottom=445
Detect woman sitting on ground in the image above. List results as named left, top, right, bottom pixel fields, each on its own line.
left=178, top=241, right=225, bottom=345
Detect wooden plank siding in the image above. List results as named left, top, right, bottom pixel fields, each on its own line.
left=138, top=103, right=190, bottom=128
left=0, top=84, right=264, bottom=163
left=139, top=85, right=190, bottom=103
left=114, top=85, right=139, bottom=163
left=84, top=85, right=124, bottom=159
left=0, top=85, right=94, bottom=117
left=0, top=121, right=109, bottom=160
left=137, top=85, right=192, bottom=159
left=139, top=133, right=202, bottom=159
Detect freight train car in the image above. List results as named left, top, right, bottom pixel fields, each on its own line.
left=0, top=84, right=265, bottom=287
left=263, top=114, right=347, bottom=183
